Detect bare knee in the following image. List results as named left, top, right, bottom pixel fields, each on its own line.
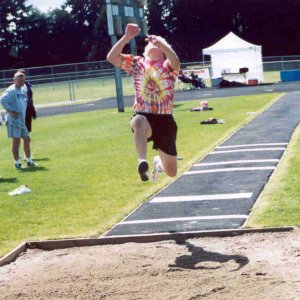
left=131, top=115, right=151, bottom=138
left=165, top=168, right=177, bottom=178
left=131, top=115, right=147, bottom=130
left=163, top=163, right=177, bottom=177
left=158, top=151, right=177, bottom=178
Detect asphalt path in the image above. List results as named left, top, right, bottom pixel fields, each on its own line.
left=36, top=81, right=300, bottom=117
left=105, top=90, right=300, bottom=237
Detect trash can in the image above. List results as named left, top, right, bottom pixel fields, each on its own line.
left=248, top=79, right=258, bottom=86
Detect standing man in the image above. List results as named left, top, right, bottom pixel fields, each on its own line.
left=0, top=71, right=35, bottom=169
left=107, top=24, right=180, bottom=181
left=18, top=69, right=37, bottom=133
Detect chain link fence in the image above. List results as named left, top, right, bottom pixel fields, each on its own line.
left=1, top=55, right=300, bottom=105
left=0, top=61, right=114, bottom=87
left=0, top=61, right=133, bottom=106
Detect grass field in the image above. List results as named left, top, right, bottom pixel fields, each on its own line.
left=1, top=93, right=293, bottom=258
left=22, top=71, right=281, bottom=106
left=246, top=124, right=300, bottom=227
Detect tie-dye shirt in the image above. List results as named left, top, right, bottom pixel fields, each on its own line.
left=121, top=54, right=179, bottom=114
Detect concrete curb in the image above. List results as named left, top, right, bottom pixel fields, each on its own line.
left=0, top=226, right=296, bottom=268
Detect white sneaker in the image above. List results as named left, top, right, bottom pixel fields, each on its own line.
left=9, top=185, right=31, bottom=196
left=152, top=156, right=163, bottom=182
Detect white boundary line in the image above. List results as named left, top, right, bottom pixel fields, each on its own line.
left=210, top=148, right=285, bottom=154
left=194, top=159, right=279, bottom=167
left=184, top=166, right=275, bottom=175
left=217, top=143, right=288, bottom=149
left=121, top=215, right=248, bottom=225
left=150, top=192, right=253, bottom=203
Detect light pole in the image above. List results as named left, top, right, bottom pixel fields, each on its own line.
left=106, top=0, right=148, bottom=112
left=106, top=0, right=124, bottom=112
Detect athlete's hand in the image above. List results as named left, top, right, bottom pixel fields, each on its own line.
left=146, top=35, right=163, bottom=48
left=124, top=23, right=140, bottom=41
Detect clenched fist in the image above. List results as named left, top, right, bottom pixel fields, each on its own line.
left=124, top=23, right=141, bottom=40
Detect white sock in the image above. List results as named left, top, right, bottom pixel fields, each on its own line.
left=26, top=157, right=33, bottom=163
left=138, top=158, right=147, bottom=164
left=154, top=156, right=163, bottom=173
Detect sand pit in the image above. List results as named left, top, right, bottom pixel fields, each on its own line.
left=0, top=228, right=300, bottom=299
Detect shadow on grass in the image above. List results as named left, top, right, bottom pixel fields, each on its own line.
left=175, top=108, right=202, bottom=112
left=0, top=177, right=18, bottom=183
left=169, top=241, right=249, bottom=271
left=32, top=157, right=50, bottom=162
left=174, top=104, right=183, bottom=109
left=18, top=166, right=47, bottom=173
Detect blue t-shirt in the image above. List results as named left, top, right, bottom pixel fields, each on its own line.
left=0, top=84, right=27, bottom=128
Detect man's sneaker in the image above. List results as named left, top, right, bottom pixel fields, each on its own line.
left=138, top=160, right=149, bottom=181
left=8, top=185, right=31, bottom=196
left=14, top=163, right=22, bottom=169
left=152, top=155, right=163, bottom=182
left=27, top=161, right=35, bottom=167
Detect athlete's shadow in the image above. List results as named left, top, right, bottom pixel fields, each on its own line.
left=169, top=241, right=249, bottom=271
left=173, top=104, right=183, bottom=109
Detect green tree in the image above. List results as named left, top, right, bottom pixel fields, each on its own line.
left=147, top=0, right=300, bottom=60
left=65, top=0, right=110, bottom=61
left=17, top=8, right=50, bottom=67
left=0, top=0, right=30, bottom=68
left=146, top=0, right=172, bottom=37
left=47, top=8, right=85, bottom=64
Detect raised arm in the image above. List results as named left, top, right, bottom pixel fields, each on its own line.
left=147, top=35, right=180, bottom=71
left=106, top=23, right=141, bottom=68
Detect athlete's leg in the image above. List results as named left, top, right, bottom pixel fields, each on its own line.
left=157, top=149, right=177, bottom=177
left=130, top=115, right=152, bottom=160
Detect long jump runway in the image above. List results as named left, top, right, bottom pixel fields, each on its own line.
left=105, top=92, right=300, bottom=237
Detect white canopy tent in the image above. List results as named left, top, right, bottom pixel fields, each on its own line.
left=203, top=32, right=263, bottom=83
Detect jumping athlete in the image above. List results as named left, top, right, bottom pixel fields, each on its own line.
left=107, top=23, right=180, bottom=182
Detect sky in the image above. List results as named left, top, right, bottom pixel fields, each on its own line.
left=26, top=0, right=66, bottom=12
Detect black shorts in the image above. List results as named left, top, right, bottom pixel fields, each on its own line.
left=133, top=112, right=178, bottom=156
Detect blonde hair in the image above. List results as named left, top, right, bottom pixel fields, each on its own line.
left=143, top=36, right=172, bottom=59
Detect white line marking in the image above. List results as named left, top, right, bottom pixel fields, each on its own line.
left=184, top=166, right=275, bottom=175
left=121, top=215, right=248, bottom=225
left=217, top=143, right=288, bottom=149
left=194, top=159, right=279, bottom=167
left=150, top=193, right=253, bottom=203
left=211, top=148, right=285, bottom=154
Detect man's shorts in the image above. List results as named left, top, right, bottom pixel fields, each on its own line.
left=7, top=124, right=29, bottom=138
left=133, top=112, right=177, bottom=156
